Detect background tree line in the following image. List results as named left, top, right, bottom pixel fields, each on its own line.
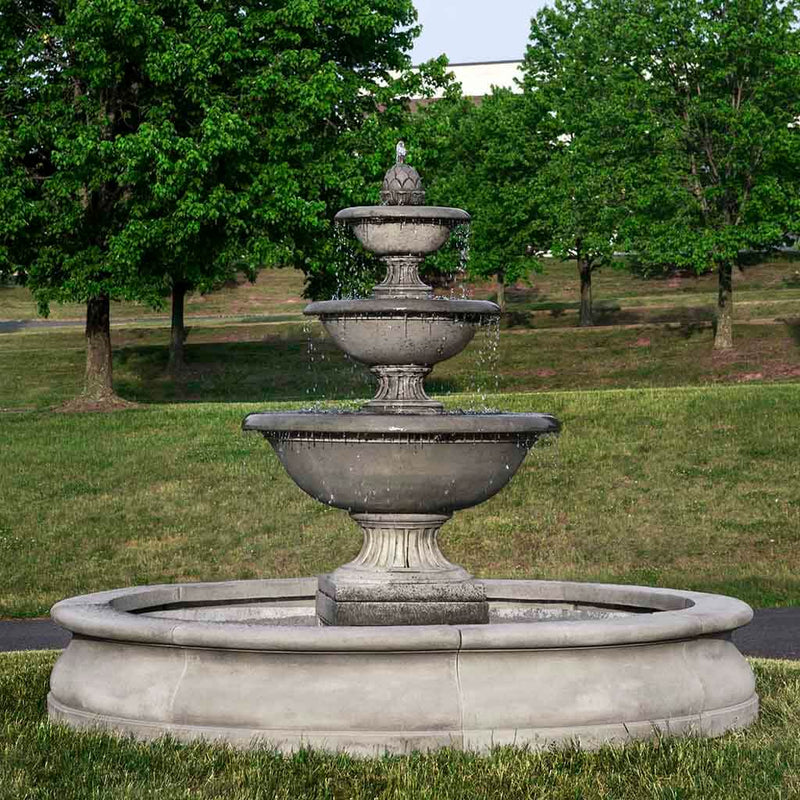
left=414, top=0, right=800, bottom=350
left=2, top=0, right=800, bottom=405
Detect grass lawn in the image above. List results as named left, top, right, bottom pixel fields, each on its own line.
left=1, top=652, right=798, bottom=799
left=0, top=257, right=798, bottom=795
left=1, top=258, right=798, bottom=411
left=1, top=315, right=799, bottom=410
left=0, top=268, right=309, bottom=322
left=1, top=385, right=798, bottom=617
left=2, top=256, right=799, bottom=322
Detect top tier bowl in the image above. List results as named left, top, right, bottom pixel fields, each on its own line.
left=335, top=206, right=470, bottom=256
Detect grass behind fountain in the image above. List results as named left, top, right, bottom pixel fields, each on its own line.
left=1, top=383, right=798, bottom=617
left=2, top=316, right=800, bottom=410
left=1, top=651, right=798, bottom=798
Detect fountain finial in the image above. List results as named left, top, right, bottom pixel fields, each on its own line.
left=381, top=141, right=424, bottom=206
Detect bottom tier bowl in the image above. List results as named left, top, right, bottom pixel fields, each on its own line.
left=241, top=412, right=560, bottom=514
left=48, top=578, right=757, bottom=754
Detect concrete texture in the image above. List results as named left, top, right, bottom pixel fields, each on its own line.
left=317, top=574, right=489, bottom=626
left=305, top=299, right=495, bottom=366
left=4, top=606, right=797, bottom=656
left=334, top=205, right=469, bottom=256
left=242, top=412, right=558, bottom=515
left=45, top=578, right=760, bottom=753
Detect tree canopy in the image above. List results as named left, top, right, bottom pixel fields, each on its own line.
left=524, top=0, right=800, bottom=345
left=0, top=0, right=427, bottom=394
left=523, top=2, right=639, bottom=325
left=407, top=88, right=545, bottom=308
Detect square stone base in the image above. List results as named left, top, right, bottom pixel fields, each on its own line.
left=316, top=574, right=489, bottom=626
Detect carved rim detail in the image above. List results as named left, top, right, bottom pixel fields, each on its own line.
left=317, top=313, right=490, bottom=322
left=373, top=255, right=432, bottom=299
left=362, top=365, right=442, bottom=414
left=264, top=430, right=541, bottom=445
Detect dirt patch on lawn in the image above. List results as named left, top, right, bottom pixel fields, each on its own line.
left=52, top=394, right=141, bottom=413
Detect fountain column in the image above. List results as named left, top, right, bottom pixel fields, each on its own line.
left=311, top=144, right=492, bottom=625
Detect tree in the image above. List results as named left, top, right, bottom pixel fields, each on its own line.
left=412, top=88, right=545, bottom=310
left=0, top=0, right=424, bottom=394
left=527, top=0, right=800, bottom=346
left=523, top=1, right=639, bottom=327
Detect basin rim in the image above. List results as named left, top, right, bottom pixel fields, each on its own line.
left=303, top=299, right=499, bottom=317
left=335, top=206, right=470, bottom=224
left=50, top=578, right=753, bottom=653
left=241, top=411, right=560, bottom=436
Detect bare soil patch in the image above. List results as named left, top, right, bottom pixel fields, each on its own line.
left=53, top=395, right=141, bottom=413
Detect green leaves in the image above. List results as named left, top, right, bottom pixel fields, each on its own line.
left=0, top=0, right=422, bottom=309
left=559, top=0, right=800, bottom=275
left=410, top=89, right=545, bottom=287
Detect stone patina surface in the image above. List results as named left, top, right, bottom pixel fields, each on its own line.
left=316, top=574, right=488, bottom=626
left=48, top=579, right=758, bottom=753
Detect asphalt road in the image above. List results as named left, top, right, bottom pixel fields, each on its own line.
left=1, top=607, right=798, bottom=658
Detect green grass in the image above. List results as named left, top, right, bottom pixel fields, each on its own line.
left=0, top=258, right=797, bottom=615
left=0, top=268, right=308, bottom=321
left=1, top=652, right=798, bottom=799
left=1, top=385, right=798, bottom=617
left=1, top=316, right=798, bottom=410
left=3, top=258, right=800, bottom=326
left=1, top=257, right=798, bottom=411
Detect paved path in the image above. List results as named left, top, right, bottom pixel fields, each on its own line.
left=1, top=607, right=798, bottom=658
left=0, top=313, right=303, bottom=334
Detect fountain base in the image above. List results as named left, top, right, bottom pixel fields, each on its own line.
left=317, top=575, right=488, bottom=626
left=48, top=578, right=758, bottom=754
left=316, top=513, right=489, bottom=625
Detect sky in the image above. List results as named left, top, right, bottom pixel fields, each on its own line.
left=410, top=0, right=550, bottom=65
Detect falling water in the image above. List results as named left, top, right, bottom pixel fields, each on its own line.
left=302, top=223, right=375, bottom=404
left=528, top=430, right=561, bottom=471
left=463, top=315, right=501, bottom=411
left=331, top=221, right=377, bottom=300
left=304, top=317, right=327, bottom=405
left=451, top=224, right=472, bottom=299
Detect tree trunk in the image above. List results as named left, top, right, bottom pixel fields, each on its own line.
left=714, top=261, right=734, bottom=350
left=578, top=260, right=593, bottom=327
left=85, top=295, right=114, bottom=399
left=169, top=281, right=189, bottom=373
left=496, top=270, right=506, bottom=312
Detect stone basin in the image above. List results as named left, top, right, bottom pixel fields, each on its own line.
left=303, top=299, right=499, bottom=366
left=242, top=412, right=559, bottom=514
left=48, top=578, right=758, bottom=754
left=335, top=206, right=470, bottom=255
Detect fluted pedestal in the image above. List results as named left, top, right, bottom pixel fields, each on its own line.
left=362, top=366, right=443, bottom=414
left=316, top=513, right=488, bottom=626
left=371, top=256, right=432, bottom=299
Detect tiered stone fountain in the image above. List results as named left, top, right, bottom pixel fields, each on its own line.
left=48, top=147, right=758, bottom=753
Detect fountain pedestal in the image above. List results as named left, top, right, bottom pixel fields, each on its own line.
left=316, top=513, right=488, bottom=625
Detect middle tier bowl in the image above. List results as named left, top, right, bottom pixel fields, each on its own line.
left=303, top=299, right=499, bottom=366
left=242, top=412, right=560, bottom=515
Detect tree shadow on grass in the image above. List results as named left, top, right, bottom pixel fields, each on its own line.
left=593, top=305, right=715, bottom=328
left=782, top=318, right=800, bottom=348
left=112, top=339, right=462, bottom=405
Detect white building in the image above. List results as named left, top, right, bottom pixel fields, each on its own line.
left=431, top=60, right=523, bottom=100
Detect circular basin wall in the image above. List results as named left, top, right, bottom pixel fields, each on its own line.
left=48, top=578, right=758, bottom=754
